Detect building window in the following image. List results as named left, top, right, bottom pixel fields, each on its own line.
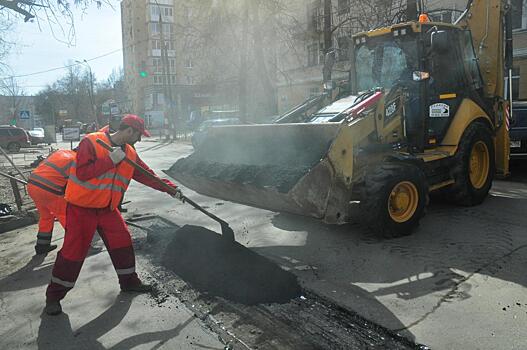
left=150, top=22, right=159, bottom=34
left=152, top=58, right=162, bottom=73
left=151, top=5, right=160, bottom=17
left=151, top=5, right=172, bottom=18
left=307, top=43, right=321, bottom=67
left=170, top=59, right=175, bottom=72
left=185, top=58, right=192, bottom=68
left=164, top=7, right=173, bottom=17
left=162, top=23, right=173, bottom=34
left=164, top=40, right=174, bottom=50
left=512, top=0, right=526, bottom=30
left=310, top=1, right=324, bottom=33
left=186, top=75, right=193, bottom=85
left=185, top=7, right=193, bottom=19
left=171, top=75, right=176, bottom=84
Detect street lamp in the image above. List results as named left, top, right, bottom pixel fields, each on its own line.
left=75, top=59, right=98, bottom=128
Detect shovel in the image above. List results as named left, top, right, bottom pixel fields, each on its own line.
left=96, top=138, right=235, bottom=242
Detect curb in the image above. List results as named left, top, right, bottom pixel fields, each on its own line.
left=0, top=215, right=37, bottom=234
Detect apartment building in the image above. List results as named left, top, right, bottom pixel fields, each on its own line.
left=121, top=0, right=201, bottom=129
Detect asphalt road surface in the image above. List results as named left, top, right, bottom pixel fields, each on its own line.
left=119, top=140, right=527, bottom=350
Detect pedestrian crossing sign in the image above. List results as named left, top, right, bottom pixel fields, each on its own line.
left=19, top=110, right=30, bottom=119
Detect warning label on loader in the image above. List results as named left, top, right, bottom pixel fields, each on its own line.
left=429, top=103, right=450, bottom=118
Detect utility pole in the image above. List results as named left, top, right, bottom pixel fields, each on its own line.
left=238, top=0, right=249, bottom=122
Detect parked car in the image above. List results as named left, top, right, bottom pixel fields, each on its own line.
left=191, top=118, right=241, bottom=148
left=0, top=125, right=31, bottom=152
left=510, top=101, right=527, bottom=158
left=27, top=127, right=45, bottom=145
left=307, top=95, right=358, bottom=123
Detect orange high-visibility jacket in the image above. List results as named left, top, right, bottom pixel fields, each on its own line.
left=64, top=132, right=137, bottom=210
left=28, top=150, right=76, bottom=195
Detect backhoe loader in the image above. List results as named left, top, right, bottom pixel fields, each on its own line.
left=167, top=0, right=512, bottom=237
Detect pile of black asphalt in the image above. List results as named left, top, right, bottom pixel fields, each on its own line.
left=167, top=130, right=331, bottom=193
left=160, top=225, right=301, bottom=305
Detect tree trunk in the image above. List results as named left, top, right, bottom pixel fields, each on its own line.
left=253, top=2, right=278, bottom=117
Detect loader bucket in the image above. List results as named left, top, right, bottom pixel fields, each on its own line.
left=165, top=123, right=343, bottom=219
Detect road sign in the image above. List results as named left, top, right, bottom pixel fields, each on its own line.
left=19, top=110, right=30, bottom=119
left=63, top=127, right=80, bottom=141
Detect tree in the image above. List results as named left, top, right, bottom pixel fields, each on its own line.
left=34, top=84, right=62, bottom=125
left=0, top=76, right=25, bottom=124
left=0, top=0, right=112, bottom=44
left=95, top=67, right=127, bottom=118
left=35, top=67, right=124, bottom=127
left=174, top=0, right=302, bottom=120
left=0, top=9, right=14, bottom=75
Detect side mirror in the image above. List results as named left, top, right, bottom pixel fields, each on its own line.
left=431, top=30, right=449, bottom=53
left=324, top=80, right=336, bottom=91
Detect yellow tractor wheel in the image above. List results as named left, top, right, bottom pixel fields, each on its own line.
left=388, top=181, right=419, bottom=223
left=360, top=162, right=427, bottom=238
left=469, top=141, right=490, bottom=190
left=447, top=121, right=495, bottom=206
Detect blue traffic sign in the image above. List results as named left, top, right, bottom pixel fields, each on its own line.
left=19, top=110, right=30, bottom=119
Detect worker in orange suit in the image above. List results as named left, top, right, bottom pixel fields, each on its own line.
left=45, top=115, right=182, bottom=315
left=27, top=149, right=76, bottom=255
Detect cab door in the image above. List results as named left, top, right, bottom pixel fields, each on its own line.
left=424, top=29, right=465, bottom=147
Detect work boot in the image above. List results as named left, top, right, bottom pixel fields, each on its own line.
left=45, top=300, right=62, bottom=316
left=35, top=244, right=57, bottom=255
left=121, top=282, right=153, bottom=293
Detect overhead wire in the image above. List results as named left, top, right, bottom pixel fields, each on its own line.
left=0, top=35, right=151, bottom=81
left=0, top=47, right=123, bottom=80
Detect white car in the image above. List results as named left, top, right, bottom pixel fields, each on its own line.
left=308, top=95, right=358, bottom=123
left=27, top=128, right=45, bottom=145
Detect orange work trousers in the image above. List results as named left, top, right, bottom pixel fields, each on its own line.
left=27, top=183, right=66, bottom=245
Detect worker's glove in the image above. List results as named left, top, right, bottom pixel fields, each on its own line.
left=170, top=188, right=185, bottom=202
left=109, top=147, right=126, bottom=164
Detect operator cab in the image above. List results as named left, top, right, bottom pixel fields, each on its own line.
left=352, top=22, right=485, bottom=153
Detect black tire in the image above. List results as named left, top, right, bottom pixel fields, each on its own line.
left=359, top=162, right=428, bottom=238
left=7, top=142, right=21, bottom=153
left=445, top=121, right=494, bottom=206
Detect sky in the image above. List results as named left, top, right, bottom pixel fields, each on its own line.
left=3, top=2, right=123, bottom=95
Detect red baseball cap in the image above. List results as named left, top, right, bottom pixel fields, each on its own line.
left=121, top=114, right=151, bottom=137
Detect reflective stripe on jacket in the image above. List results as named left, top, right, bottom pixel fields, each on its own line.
left=64, top=132, right=137, bottom=210
left=28, top=150, right=76, bottom=195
